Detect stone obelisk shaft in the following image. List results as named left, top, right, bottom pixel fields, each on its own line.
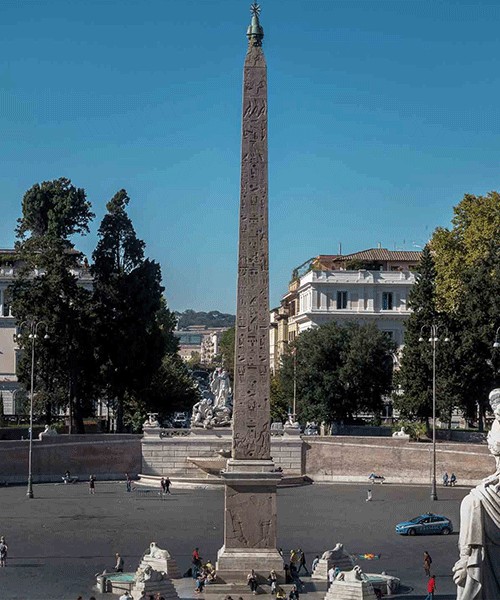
left=215, top=7, right=284, bottom=584
left=232, top=39, right=270, bottom=462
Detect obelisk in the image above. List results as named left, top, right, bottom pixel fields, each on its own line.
left=215, top=3, right=284, bottom=583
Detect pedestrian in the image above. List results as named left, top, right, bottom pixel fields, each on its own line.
left=424, top=574, right=436, bottom=599
left=0, top=537, right=8, bottom=567
left=160, top=477, right=166, bottom=494
left=118, top=592, right=132, bottom=600
left=276, top=587, right=286, bottom=600
left=442, top=472, right=449, bottom=486
left=268, top=568, right=278, bottom=593
left=297, top=549, right=309, bottom=575
left=89, top=474, right=96, bottom=494
left=311, top=555, right=320, bottom=573
left=289, top=584, right=299, bottom=600
left=192, top=547, right=201, bottom=567
left=450, top=473, right=457, bottom=486
left=165, top=476, right=171, bottom=494
left=125, top=473, right=131, bottom=492
left=115, top=553, right=124, bottom=572
left=366, top=489, right=372, bottom=502
left=423, top=551, right=432, bottom=577
left=327, top=565, right=336, bottom=589
left=247, top=569, right=258, bottom=594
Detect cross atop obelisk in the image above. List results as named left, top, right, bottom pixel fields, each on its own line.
left=215, top=3, right=284, bottom=584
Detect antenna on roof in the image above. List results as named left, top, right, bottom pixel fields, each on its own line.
left=338, top=242, right=342, bottom=255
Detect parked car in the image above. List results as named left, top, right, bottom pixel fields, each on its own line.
left=395, top=513, right=453, bottom=536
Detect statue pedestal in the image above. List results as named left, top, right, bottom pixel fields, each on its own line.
left=215, top=460, right=284, bottom=583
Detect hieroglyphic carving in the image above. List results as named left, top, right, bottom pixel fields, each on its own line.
left=232, top=39, right=271, bottom=461
left=225, top=486, right=276, bottom=548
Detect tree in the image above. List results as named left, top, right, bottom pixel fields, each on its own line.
left=278, top=321, right=395, bottom=425
left=217, top=327, right=235, bottom=378
left=454, top=239, right=500, bottom=428
left=394, top=246, right=462, bottom=425
left=431, top=191, right=500, bottom=312
left=11, top=179, right=96, bottom=430
left=16, top=177, right=94, bottom=241
left=91, top=189, right=166, bottom=432
left=430, top=192, right=500, bottom=427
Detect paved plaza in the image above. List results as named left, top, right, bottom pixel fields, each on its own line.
left=0, top=481, right=467, bottom=599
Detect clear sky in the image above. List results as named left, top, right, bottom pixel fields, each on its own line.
left=1, top=0, right=500, bottom=313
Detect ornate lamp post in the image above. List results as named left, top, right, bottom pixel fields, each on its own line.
left=419, top=324, right=449, bottom=501
left=15, top=320, right=49, bottom=499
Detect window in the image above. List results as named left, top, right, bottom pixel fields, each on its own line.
left=336, top=291, right=348, bottom=309
left=382, top=292, right=393, bottom=310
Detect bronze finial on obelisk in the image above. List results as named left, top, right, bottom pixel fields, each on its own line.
left=215, top=3, right=284, bottom=584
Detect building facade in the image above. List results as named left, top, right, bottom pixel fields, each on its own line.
left=0, top=249, right=92, bottom=415
left=271, top=248, right=421, bottom=371
left=175, top=326, right=230, bottom=365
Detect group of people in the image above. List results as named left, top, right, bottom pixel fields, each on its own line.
left=117, top=593, right=166, bottom=600
left=442, top=472, right=457, bottom=486
left=247, top=568, right=299, bottom=599
left=423, top=551, right=436, bottom=600
left=191, top=547, right=216, bottom=593
left=160, top=477, right=171, bottom=494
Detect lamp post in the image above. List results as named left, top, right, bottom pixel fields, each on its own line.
left=419, top=323, right=449, bottom=501
left=292, top=347, right=297, bottom=423
left=15, top=320, right=49, bottom=499
left=493, top=327, right=500, bottom=349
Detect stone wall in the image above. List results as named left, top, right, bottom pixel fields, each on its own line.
left=141, top=428, right=304, bottom=483
left=0, top=432, right=494, bottom=487
left=0, top=434, right=142, bottom=484
left=305, top=436, right=493, bottom=485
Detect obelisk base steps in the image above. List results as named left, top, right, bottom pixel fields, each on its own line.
left=216, top=460, right=284, bottom=583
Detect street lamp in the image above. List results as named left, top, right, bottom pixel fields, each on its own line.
left=15, top=320, right=49, bottom=499
left=419, top=323, right=449, bottom=501
left=493, top=327, right=500, bottom=349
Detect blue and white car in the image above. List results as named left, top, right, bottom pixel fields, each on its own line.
left=395, top=513, right=453, bottom=536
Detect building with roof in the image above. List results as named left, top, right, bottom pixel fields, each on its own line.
left=270, top=248, right=421, bottom=371
left=0, top=248, right=92, bottom=415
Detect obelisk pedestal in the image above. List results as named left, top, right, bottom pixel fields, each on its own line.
left=214, top=3, right=284, bottom=585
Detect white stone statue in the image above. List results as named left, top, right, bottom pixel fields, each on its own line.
left=146, top=542, right=169, bottom=560
left=321, top=543, right=352, bottom=564
left=192, top=386, right=232, bottom=429
left=215, top=369, right=231, bottom=408
left=143, top=413, right=160, bottom=428
left=452, top=388, right=500, bottom=599
left=38, top=424, right=58, bottom=439
left=210, top=368, right=221, bottom=398
left=135, top=564, right=165, bottom=583
left=392, top=426, right=410, bottom=438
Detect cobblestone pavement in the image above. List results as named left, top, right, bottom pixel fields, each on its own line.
left=0, top=481, right=467, bottom=599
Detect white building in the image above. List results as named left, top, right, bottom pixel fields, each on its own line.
left=293, top=267, right=415, bottom=346
left=271, top=249, right=421, bottom=370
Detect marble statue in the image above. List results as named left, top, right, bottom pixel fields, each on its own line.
left=143, top=413, right=160, bottom=428
left=321, top=543, right=351, bottom=563
left=452, top=388, right=500, bottom=599
left=392, top=426, right=410, bottom=438
left=135, top=564, right=165, bottom=583
left=191, top=376, right=232, bottom=428
left=38, top=425, right=58, bottom=439
left=215, top=369, right=231, bottom=408
left=146, top=542, right=169, bottom=560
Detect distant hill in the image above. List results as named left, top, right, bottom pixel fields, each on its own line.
left=175, top=310, right=236, bottom=329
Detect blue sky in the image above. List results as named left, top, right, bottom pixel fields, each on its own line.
left=1, top=0, right=500, bottom=313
